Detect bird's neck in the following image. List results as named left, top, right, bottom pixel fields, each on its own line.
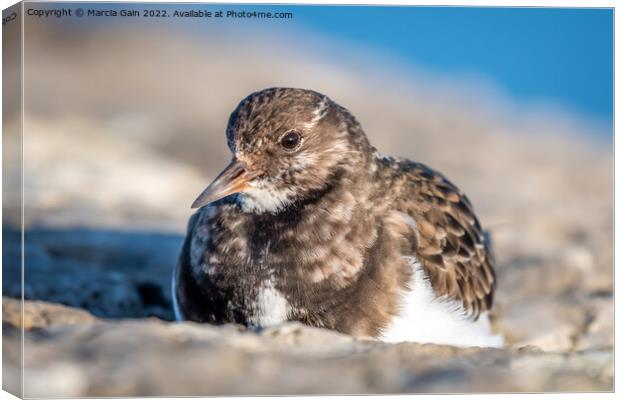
left=247, top=166, right=360, bottom=223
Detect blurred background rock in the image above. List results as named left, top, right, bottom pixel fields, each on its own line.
left=2, top=4, right=613, bottom=395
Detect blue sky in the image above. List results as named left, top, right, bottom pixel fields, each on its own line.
left=293, top=6, right=613, bottom=128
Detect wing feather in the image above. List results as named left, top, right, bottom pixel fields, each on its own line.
left=396, top=162, right=496, bottom=319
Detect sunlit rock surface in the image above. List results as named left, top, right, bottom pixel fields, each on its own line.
left=2, top=298, right=613, bottom=396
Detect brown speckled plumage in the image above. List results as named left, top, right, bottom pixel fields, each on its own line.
left=174, top=87, right=496, bottom=339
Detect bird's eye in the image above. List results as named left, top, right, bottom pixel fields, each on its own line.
left=280, top=131, right=301, bottom=150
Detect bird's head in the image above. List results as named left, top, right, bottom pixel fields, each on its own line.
left=191, top=87, right=371, bottom=214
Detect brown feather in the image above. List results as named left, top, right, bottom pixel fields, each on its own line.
left=393, top=162, right=496, bottom=320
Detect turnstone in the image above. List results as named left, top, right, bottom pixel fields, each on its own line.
left=173, top=87, right=503, bottom=348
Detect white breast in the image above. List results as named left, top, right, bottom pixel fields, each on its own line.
left=247, top=280, right=291, bottom=327
left=379, top=257, right=504, bottom=348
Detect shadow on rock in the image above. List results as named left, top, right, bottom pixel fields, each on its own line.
left=3, top=225, right=183, bottom=321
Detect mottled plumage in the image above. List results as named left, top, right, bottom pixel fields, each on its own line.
left=173, top=87, right=502, bottom=347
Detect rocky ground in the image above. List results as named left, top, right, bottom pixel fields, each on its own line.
left=2, top=298, right=613, bottom=397
left=2, top=19, right=613, bottom=397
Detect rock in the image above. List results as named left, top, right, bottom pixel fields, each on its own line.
left=2, top=300, right=612, bottom=396
left=576, top=297, right=614, bottom=352
left=494, top=295, right=587, bottom=352
left=3, top=297, right=96, bottom=330
left=492, top=246, right=613, bottom=352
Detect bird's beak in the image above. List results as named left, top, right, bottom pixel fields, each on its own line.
left=191, top=159, right=254, bottom=209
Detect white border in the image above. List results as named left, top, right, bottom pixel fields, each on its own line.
left=0, top=1, right=615, bottom=400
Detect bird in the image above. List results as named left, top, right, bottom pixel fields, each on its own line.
left=173, top=87, right=503, bottom=348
